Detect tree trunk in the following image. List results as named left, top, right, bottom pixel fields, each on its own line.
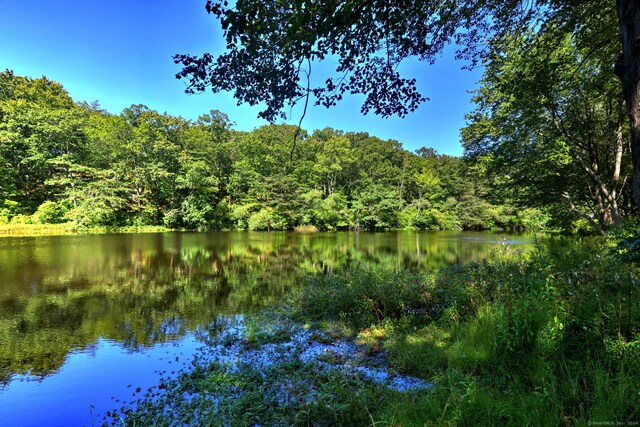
left=563, top=191, right=605, bottom=235
left=616, top=0, right=640, bottom=211
left=609, top=119, right=625, bottom=226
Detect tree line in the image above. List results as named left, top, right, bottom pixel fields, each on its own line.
left=175, top=0, right=637, bottom=235
left=0, top=70, right=552, bottom=232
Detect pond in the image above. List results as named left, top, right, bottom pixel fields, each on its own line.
left=0, top=231, right=534, bottom=426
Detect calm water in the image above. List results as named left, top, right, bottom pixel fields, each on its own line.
left=0, top=231, right=534, bottom=426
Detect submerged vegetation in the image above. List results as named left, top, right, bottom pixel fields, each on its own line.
left=101, top=315, right=431, bottom=426
left=103, top=232, right=640, bottom=425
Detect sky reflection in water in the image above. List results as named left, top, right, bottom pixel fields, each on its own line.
left=0, top=231, right=534, bottom=426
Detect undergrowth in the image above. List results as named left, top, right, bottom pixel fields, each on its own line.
left=104, top=235, right=640, bottom=426
left=293, top=236, right=640, bottom=425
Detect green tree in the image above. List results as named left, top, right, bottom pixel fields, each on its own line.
left=0, top=70, right=88, bottom=216
left=350, top=184, right=403, bottom=230
left=175, top=0, right=640, bottom=213
left=463, top=28, right=630, bottom=233
left=0, top=69, right=550, bottom=232
left=171, top=110, right=234, bottom=229
left=310, top=129, right=353, bottom=197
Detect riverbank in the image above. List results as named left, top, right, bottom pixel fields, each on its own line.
left=101, top=236, right=640, bottom=425
left=0, top=223, right=170, bottom=237
left=101, top=313, right=432, bottom=426
left=0, top=222, right=551, bottom=238
left=0, top=230, right=537, bottom=426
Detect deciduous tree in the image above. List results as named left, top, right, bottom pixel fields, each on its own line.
left=175, top=0, right=640, bottom=211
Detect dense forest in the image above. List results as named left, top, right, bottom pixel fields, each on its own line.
left=2, top=8, right=634, bottom=237
left=172, top=0, right=637, bottom=236
left=0, top=70, right=553, bottom=232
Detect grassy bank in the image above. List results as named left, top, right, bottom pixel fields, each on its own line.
left=103, top=236, right=640, bottom=426
left=0, top=223, right=170, bottom=237
left=293, top=237, right=640, bottom=425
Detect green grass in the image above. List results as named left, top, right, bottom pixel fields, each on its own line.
left=0, top=223, right=171, bottom=237
left=103, top=235, right=640, bottom=426
left=289, top=236, right=640, bottom=425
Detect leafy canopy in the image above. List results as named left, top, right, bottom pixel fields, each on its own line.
left=174, top=0, right=540, bottom=122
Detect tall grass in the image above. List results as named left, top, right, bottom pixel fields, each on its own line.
left=0, top=223, right=170, bottom=237
left=105, top=236, right=639, bottom=426
left=292, top=237, right=640, bottom=424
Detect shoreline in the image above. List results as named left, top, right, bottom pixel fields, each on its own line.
left=0, top=223, right=171, bottom=237
left=0, top=223, right=548, bottom=238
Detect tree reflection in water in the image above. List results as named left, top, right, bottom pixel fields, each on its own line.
left=0, top=231, right=533, bottom=383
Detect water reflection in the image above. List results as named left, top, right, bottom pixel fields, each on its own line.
left=0, top=335, right=202, bottom=427
left=0, top=231, right=533, bottom=384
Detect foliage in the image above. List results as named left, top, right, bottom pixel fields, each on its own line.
left=296, top=268, right=428, bottom=328
left=173, top=1, right=553, bottom=122
left=102, top=319, right=389, bottom=427
left=0, top=70, right=550, bottom=233
left=98, top=236, right=640, bottom=425
left=610, top=220, right=640, bottom=263
left=31, top=200, right=69, bottom=224
left=175, top=0, right=640, bottom=217
left=290, top=237, right=640, bottom=424
left=463, top=23, right=630, bottom=234
left=248, top=207, right=287, bottom=231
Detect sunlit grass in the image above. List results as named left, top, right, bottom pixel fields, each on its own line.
left=102, top=235, right=640, bottom=425
left=0, top=223, right=170, bottom=237
left=287, top=236, right=640, bottom=424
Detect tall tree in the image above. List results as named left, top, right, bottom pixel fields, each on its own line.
left=175, top=0, right=640, bottom=211
left=463, top=27, right=630, bottom=233
left=0, top=70, right=87, bottom=213
left=1, top=69, right=548, bottom=232
left=616, top=0, right=640, bottom=208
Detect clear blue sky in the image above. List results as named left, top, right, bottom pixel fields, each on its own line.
left=0, top=0, right=481, bottom=156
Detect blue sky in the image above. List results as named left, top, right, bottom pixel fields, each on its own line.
left=0, top=0, right=482, bottom=156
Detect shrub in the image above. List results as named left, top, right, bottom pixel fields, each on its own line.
left=248, top=208, right=287, bottom=231
left=293, top=236, right=640, bottom=422
left=9, top=214, right=33, bottom=224
left=162, top=208, right=183, bottom=229
left=31, top=200, right=69, bottom=224
left=230, top=203, right=258, bottom=230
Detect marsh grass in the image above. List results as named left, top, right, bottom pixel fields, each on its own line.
left=291, top=237, right=640, bottom=425
left=0, top=223, right=78, bottom=236
left=0, top=223, right=170, bottom=237
left=101, top=314, right=429, bottom=427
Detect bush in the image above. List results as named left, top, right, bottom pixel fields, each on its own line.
left=31, top=200, right=69, bottom=224
left=0, top=199, right=21, bottom=223
left=248, top=208, right=287, bottom=231
left=162, top=208, right=183, bottom=229
left=0, top=211, right=9, bottom=225
left=230, top=203, right=258, bottom=230
left=9, top=214, right=33, bottom=224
